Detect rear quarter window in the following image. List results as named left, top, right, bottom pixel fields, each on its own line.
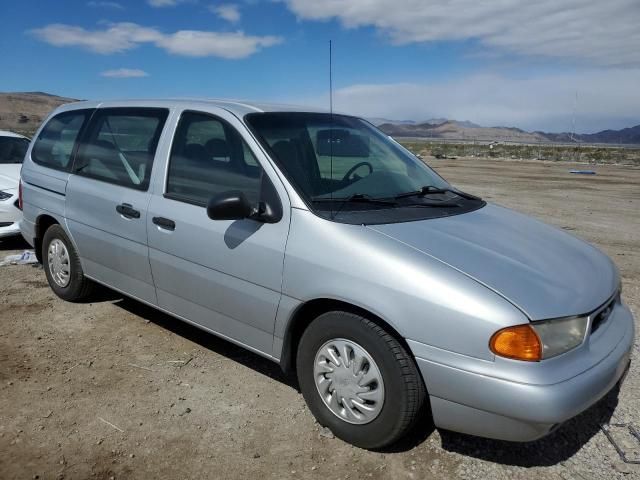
left=32, top=110, right=91, bottom=171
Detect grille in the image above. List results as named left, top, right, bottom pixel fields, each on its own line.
left=0, top=222, right=14, bottom=228
left=591, top=298, right=615, bottom=334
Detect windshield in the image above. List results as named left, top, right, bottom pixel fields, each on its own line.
left=246, top=112, right=483, bottom=224
left=0, top=136, right=29, bottom=164
left=246, top=113, right=448, bottom=200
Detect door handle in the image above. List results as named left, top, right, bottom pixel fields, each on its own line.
left=152, top=216, right=176, bottom=231
left=116, top=203, right=140, bottom=219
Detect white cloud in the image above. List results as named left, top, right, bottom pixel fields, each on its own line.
left=100, top=68, right=149, bottom=78
left=29, top=23, right=158, bottom=54
left=147, top=0, right=180, bottom=6
left=30, top=22, right=282, bottom=59
left=87, top=1, right=124, bottom=9
left=283, top=0, right=640, bottom=66
left=303, top=69, right=640, bottom=132
left=147, top=0, right=196, bottom=6
left=158, top=31, right=280, bottom=58
left=210, top=4, right=241, bottom=23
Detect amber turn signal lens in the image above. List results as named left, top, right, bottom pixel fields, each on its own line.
left=490, top=324, right=542, bottom=361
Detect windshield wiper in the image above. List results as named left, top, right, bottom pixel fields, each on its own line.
left=312, top=194, right=398, bottom=219
left=394, top=185, right=481, bottom=201
left=311, top=194, right=397, bottom=206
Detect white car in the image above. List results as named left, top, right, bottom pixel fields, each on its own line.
left=0, top=130, right=29, bottom=238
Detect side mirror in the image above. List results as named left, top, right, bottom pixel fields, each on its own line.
left=207, top=191, right=253, bottom=221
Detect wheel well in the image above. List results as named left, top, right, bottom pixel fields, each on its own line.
left=34, top=214, right=59, bottom=263
left=279, top=298, right=411, bottom=375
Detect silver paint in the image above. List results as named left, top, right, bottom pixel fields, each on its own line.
left=20, top=98, right=635, bottom=443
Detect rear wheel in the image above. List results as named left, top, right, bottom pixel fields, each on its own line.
left=296, top=311, right=426, bottom=449
left=42, top=225, right=93, bottom=302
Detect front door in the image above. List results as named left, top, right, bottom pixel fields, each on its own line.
left=146, top=109, right=290, bottom=356
left=65, top=107, right=169, bottom=304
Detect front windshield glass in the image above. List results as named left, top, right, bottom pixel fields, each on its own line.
left=246, top=113, right=448, bottom=199
left=246, top=112, right=483, bottom=225
left=0, top=136, right=29, bottom=164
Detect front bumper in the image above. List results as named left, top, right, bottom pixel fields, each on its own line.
left=0, top=221, right=21, bottom=238
left=0, top=189, right=22, bottom=239
left=411, top=300, right=635, bottom=442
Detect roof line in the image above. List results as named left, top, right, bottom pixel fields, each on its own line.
left=208, top=99, right=263, bottom=113
left=164, top=97, right=264, bottom=112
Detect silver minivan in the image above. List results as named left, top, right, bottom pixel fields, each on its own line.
left=20, top=100, right=634, bottom=449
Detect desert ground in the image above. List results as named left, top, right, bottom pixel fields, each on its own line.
left=1, top=158, right=638, bottom=480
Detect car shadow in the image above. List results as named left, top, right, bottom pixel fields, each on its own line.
left=111, top=295, right=298, bottom=391
left=112, top=294, right=443, bottom=452
left=374, top=406, right=437, bottom=453
left=0, top=235, right=31, bottom=251
left=438, top=383, right=620, bottom=466
left=98, top=290, right=619, bottom=461
left=224, top=219, right=263, bottom=249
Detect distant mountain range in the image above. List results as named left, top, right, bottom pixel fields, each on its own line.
left=371, top=118, right=640, bottom=145
left=1, top=92, right=638, bottom=145
left=375, top=120, right=549, bottom=143
left=0, top=92, right=77, bottom=136
left=537, top=125, right=640, bottom=145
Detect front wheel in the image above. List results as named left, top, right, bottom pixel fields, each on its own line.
left=296, top=311, right=426, bottom=449
left=42, top=224, right=94, bottom=302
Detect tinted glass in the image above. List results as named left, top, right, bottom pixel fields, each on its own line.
left=75, top=108, right=168, bottom=190
left=32, top=111, right=89, bottom=170
left=245, top=112, right=448, bottom=203
left=166, top=112, right=263, bottom=205
left=245, top=112, right=486, bottom=225
left=0, top=137, right=29, bottom=164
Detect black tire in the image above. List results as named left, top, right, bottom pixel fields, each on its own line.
left=42, top=224, right=94, bottom=302
left=296, top=311, right=426, bottom=449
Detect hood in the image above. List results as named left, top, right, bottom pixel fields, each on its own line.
left=369, top=204, right=618, bottom=320
left=0, top=164, right=21, bottom=191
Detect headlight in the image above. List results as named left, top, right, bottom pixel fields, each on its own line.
left=490, top=316, right=588, bottom=361
left=531, top=316, right=588, bottom=359
left=0, top=190, right=13, bottom=201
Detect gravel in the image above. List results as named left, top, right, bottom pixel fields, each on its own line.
left=0, top=157, right=638, bottom=479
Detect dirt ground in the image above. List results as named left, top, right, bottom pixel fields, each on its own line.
left=1, top=158, right=639, bottom=480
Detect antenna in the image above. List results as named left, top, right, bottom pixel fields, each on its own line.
left=329, top=40, right=334, bottom=216
left=329, top=40, right=333, bottom=116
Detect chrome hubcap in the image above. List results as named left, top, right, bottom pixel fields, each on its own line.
left=314, top=338, right=385, bottom=424
left=48, top=239, right=70, bottom=287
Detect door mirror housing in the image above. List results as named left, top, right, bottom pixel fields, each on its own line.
left=207, top=191, right=253, bottom=221
left=207, top=187, right=282, bottom=223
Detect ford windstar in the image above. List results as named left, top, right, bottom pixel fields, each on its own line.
left=20, top=100, right=634, bottom=448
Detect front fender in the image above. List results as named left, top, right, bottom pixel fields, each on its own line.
left=278, top=209, right=528, bottom=361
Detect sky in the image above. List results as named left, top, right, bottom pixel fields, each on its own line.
left=1, top=0, right=639, bottom=133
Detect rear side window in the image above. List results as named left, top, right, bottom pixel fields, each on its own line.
left=74, top=108, right=168, bottom=191
left=32, top=110, right=89, bottom=171
left=166, top=111, right=263, bottom=205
